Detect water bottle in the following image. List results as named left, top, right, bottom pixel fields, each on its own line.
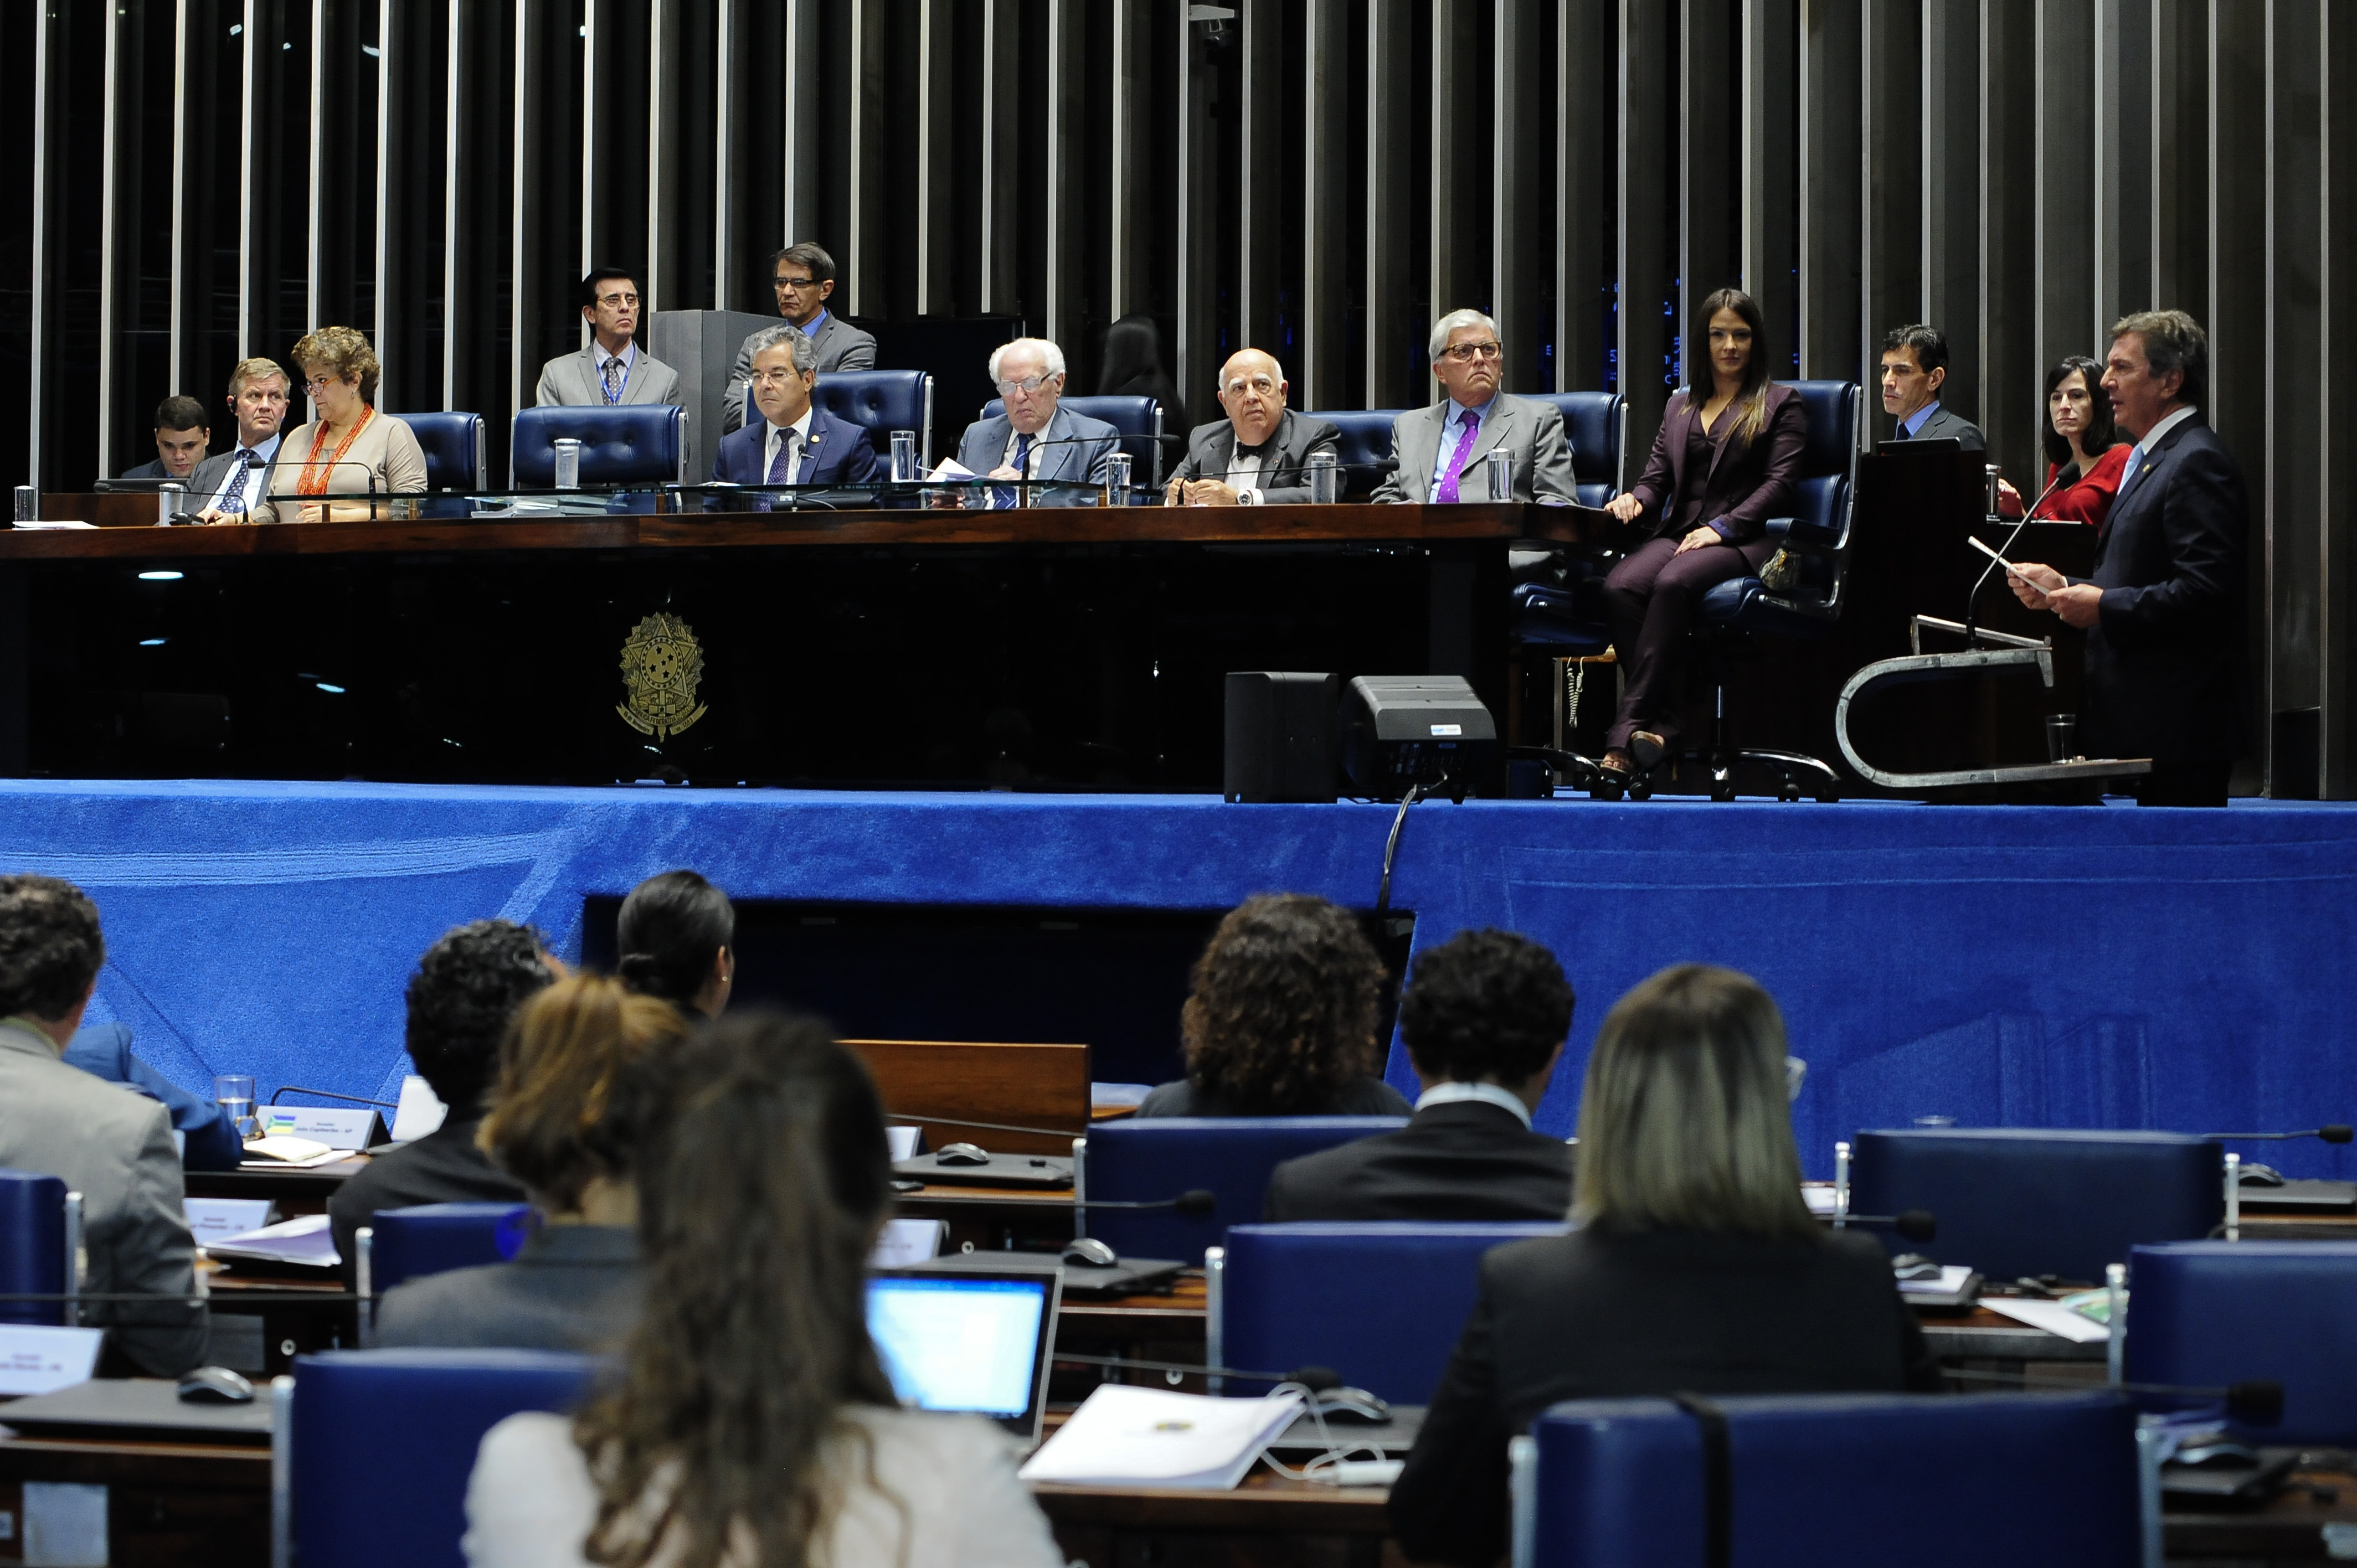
left=891, top=430, right=917, bottom=483
left=1104, top=451, right=1133, bottom=506
left=13, top=484, right=36, bottom=523
left=553, top=437, right=582, bottom=491
left=158, top=481, right=186, bottom=525
left=1306, top=450, right=1340, bottom=505
left=1485, top=448, right=1514, bottom=502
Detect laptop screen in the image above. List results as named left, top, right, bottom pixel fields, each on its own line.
left=866, top=1270, right=1060, bottom=1442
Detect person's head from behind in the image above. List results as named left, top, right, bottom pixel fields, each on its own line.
left=406, top=920, right=556, bottom=1117
left=1573, top=964, right=1813, bottom=1239
left=478, top=974, right=688, bottom=1225
left=1098, top=313, right=1170, bottom=394
left=0, top=875, right=106, bottom=1042
left=574, top=1010, right=896, bottom=1567
left=1181, top=893, right=1385, bottom=1114
left=2042, top=354, right=2118, bottom=468
left=1398, top=929, right=1573, bottom=1111
left=615, top=870, right=736, bottom=1017
left=152, top=395, right=211, bottom=477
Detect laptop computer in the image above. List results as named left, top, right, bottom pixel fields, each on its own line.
left=867, top=1266, right=1062, bottom=1447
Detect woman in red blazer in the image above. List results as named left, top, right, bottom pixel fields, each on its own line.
left=1997, top=355, right=2128, bottom=525
left=1597, top=288, right=1806, bottom=786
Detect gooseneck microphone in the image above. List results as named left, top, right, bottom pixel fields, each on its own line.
left=2198, top=1125, right=2354, bottom=1143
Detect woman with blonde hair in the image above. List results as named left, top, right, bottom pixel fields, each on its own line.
left=248, top=325, right=427, bottom=522
left=1387, top=964, right=1935, bottom=1567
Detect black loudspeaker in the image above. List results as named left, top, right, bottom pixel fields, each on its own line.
left=1338, top=675, right=1498, bottom=802
left=1224, top=672, right=1340, bottom=802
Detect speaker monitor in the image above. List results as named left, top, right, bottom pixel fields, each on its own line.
left=1339, top=675, right=1497, bottom=802
left=1224, top=672, right=1339, bottom=803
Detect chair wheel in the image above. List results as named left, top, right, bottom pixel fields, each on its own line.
left=1814, top=789, right=1840, bottom=804
left=1777, top=781, right=1802, bottom=803
left=1628, top=777, right=1653, bottom=801
left=1711, top=780, right=1737, bottom=803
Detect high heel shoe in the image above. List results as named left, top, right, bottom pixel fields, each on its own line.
left=1629, top=731, right=1668, bottom=772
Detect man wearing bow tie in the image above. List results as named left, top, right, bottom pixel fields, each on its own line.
left=709, top=324, right=879, bottom=493
left=189, top=359, right=291, bottom=523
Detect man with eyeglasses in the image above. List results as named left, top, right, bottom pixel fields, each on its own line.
left=722, top=243, right=878, bottom=435
left=948, top=337, right=1119, bottom=508
left=1164, top=349, right=1340, bottom=507
left=1373, top=309, right=1576, bottom=504
left=711, top=324, right=879, bottom=494
left=534, top=264, right=684, bottom=410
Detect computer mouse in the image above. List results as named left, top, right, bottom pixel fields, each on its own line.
left=1889, top=1254, right=1944, bottom=1281
left=935, top=1142, right=991, bottom=1167
left=2239, top=1162, right=2286, bottom=1187
left=1062, top=1237, right=1120, bottom=1268
left=177, top=1366, right=255, bottom=1405
left=2174, top=1441, right=2261, bottom=1469
left=1313, top=1387, right=1393, bottom=1424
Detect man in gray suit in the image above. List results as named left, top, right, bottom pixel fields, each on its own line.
left=0, top=876, right=207, bottom=1376
left=721, top=243, right=879, bottom=435
left=948, top=337, right=1119, bottom=508
left=534, top=265, right=685, bottom=409
left=1879, top=323, right=1986, bottom=450
left=1373, top=310, right=1578, bottom=504
left=1164, top=348, right=1341, bottom=506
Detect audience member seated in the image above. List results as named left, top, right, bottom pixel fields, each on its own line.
left=1879, top=322, right=1986, bottom=448
left=1136, top=894, right=1412, bottom=1118
left=188, top=358, right=291, bottom=521
left=1097, top=312, right=1186, bottom=434
left=1163, top=349, right=1340, bottom=507
left=1996, top=353, right=2129, bottom=526
left=250, top=326, right=429, bottom=523
left=1262, top=929, right=1573, bottom=1220
left=1387, top=963, right=1937, bottom=1567
left=947, top=337, right=1118, bottom=507
left=612, top=870, right=735, bottom=1019
left=0, top=876, right=207, bottom=1376
left=65, top=1019, right=241, bottom=1172
left=1371, top=309, right=1577, bottom=504
left=118, top=394, right=211, bottom=482
left=535, top=265, right=683, bottom=410
left=462, top=1011, right=1065, bottom=1568
left=327, top=920, right=556, bottom=1272
left=375, top=974, right=685, bottom=1351
left=722, top=243, right=878, bottom=435
left=711, top=325, right=880, bottom=488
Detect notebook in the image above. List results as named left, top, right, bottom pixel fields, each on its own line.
left=867, top=1266, right=1061, bottom=1445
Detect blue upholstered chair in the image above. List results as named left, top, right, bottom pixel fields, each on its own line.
left=1516, top=1391, right=2142, bottom=1567
left=1211, top=1222, right=1563, bottom=1402
left=0, top=1169, right=73, bottom=1328
left=359, top=1202, right=533, bottom=1301
left=747, top=369, right=936, bottom=468
left=1301, top=410, right=1403, bottom=499
left=402, top=411, right=487, bottom=493
left=1074, top=1118, right=1407, bottom=1265
left=2126, top=1240, right=2357, bottom=1443
left=1850, top=1128, right=2222, bottom=1285
left=979, top=394, right=1165, bottom=489
left=511, top=404, right=687, bottom=488
left=280, top=1348, right=600, bottom=1568
left=1526, top=391, right=1627, bottom=508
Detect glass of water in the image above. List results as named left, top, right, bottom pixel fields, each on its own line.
left=1104, top=452, right=1133, bottom=506
left=1485, top=448, right=1514, bottom=502
left=890, top=430, right=918, bottom=483
left=214, top=1075, right=257, bottom=1139
left=1305, top=450, right=1341, bottom=504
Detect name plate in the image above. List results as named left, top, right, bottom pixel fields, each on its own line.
left=886, top=1125, right=922, bottom=1162
left=0, top=1324, right=106, bottom=1396
left=184, top=1197, right=276, bottom=1243
left=869, top=1218, right=946, bottom=1268
left=256, top=1105, right=378, bottom=1149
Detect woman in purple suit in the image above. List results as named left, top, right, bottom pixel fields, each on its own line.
left=711, top=324, right=881, bottom=489
left=1596, top=288, right=1807, bottom=788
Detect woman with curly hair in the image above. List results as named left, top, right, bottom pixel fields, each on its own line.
left=1136, top=893, right=1412, bottom=1117
left=246, top=324, right=427, bottom=523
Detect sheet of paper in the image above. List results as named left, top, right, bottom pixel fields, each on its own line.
left=1980, top=1296, right=2111, bottom=1343
left=10, top=520, right=94, bottom=530
left=1800, top=1185, right=1838, bottom=1216
left=1018, top=1385, right=1304, bottom=1489
left=0, top=1325, right=106, bottom=1396
left=242, top=1134, right=337, bottom=1165
left=927, top=457, right=979, bottom=483
left=208, top=1211, right=340, bottom=1267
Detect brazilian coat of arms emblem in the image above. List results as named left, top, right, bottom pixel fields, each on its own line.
left=616, top=612, right=708, bottom=739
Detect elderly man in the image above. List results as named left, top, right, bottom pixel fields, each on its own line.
left=950, top=337, right=1118, bottom=508
left=1373, top=310, right=1577, bottom=504
left=190, top=358, right=291, bottom=523
left=711, top=325, right=879, bottom=489
left=1164, top=349, right=1341, bottom=506
left=2008, top=309, right=2246, bottom=807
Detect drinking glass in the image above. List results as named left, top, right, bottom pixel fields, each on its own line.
left=214, top=1075, right=257, bottom=1140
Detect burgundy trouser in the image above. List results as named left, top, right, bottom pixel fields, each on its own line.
left=1599, top=535, right=1763, bottom=751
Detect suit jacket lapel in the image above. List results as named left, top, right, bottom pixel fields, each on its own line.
left=1399, top=408, right=1444, bottom=500
left=1461, top=399, right=1514, bottom=471
left=2100, top=417, right=2194, bottom=544
left=1041, top=407, right=1076, bottom=482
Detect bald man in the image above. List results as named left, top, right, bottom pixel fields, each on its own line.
left=1164, top=349, right=1342, bottom=506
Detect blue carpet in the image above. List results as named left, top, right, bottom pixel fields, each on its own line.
left=2, top=780, right=2352, bottom=1180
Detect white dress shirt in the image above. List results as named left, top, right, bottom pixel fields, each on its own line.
left=1412, top=1079, right=1538, bottom=1130
left=207, top=432, right=283, bottom=514
left=1226, top=440, right=1267, bottom=505
left=764, top=407, right=816, bottom=484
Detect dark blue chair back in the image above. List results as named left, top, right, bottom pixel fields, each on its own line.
left=1301, top=410, right=1403, bottom=499
left=2126, top=1240, right=2357, bottom=1443
left=511, top=404, right=686, bottom=487
left=1526, top=1392, right=2140, bottom=1566
left=1078, top=1118, right=1407, bottom=1265
left=751, top=369, right=934, bottom=467
left=1782, top=378, right=1862, bottom=548
left=286, top=1348, right=600, bottom=1568
left=366, top=1203, right=533, bottom=1294
left=1215, top=1222, right=1563, bottom=1403
left=402, top=411, right=486, bottom=492
left=1851, top=1128, right=2221, bottom=1285
left=1527, top=392, right=1625, bottom=507
left=1696, top=379, right=1863, bottom=634
left=978, top=394, right=1165, bottom=485
left=0, top=1169, right=68, bottom=1328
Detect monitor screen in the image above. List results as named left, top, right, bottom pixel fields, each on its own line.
left=867, top=1273, right=1052, bottom=1423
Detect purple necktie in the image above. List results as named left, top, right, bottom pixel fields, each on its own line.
left=766, top=432, right=797, bottom=484
left=1434, top=409, right=1481, bottom=503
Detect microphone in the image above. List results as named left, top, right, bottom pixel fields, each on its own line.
left=1836, top=1210, right=1938, bottom=1242
left=1963, top=463, right=2071, bottom=641
left=2199, top=1125, right=2354, bottom=1143
left=269, top=1085, right=399, bottom=1110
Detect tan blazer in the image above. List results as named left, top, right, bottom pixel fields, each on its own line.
left=254, top=411, right=429, bottom=522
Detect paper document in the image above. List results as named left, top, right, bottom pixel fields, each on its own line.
left=205, top=1212, right=340, bottom=1268
left=927, top=458, right=980, bottom=483
left=241, top=1134, right=342, bottom=1166
left=1019, top=1385, right=1304, bottom=1489
left=1800, top=1185, right=1838, bottom=1216
left=1980, top=1297, right=2112, bottom=1344
left=11, top=520, right=94, bottom=530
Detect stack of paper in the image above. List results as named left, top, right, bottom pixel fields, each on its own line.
left=205, top=1213, right=340, bottom=1270
left=1980, top=1297, right=2112, bottom=1344
left=1018, top=1385, right=1304, bottom=1490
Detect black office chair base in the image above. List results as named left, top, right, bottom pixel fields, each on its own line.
left=1699, top=746, right=1842, bottom=803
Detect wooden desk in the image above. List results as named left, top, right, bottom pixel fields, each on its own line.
left=0, top=1431, right=270, bottom=1568
left=1033, top=1469, right=1401, bottom=1568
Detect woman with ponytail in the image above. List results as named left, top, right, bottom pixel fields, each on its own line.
left=463, top=1010, right=1063, bottom=1568
left=613, top=871, right=736, bottom=1018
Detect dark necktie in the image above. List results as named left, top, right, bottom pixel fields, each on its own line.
left=602, top=356, right=626, bottom=403
left=218, top=450, right=262, bottom=515
left=999, top=432, right=1034, bottom=509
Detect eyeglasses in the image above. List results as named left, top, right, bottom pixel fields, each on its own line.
left=596, top=292, right=640, bottom=309
left=302, top=375, right=342, bottom=393
left=749, top=368, right=804, bottom=386
left=995, top=374, right=1058, bottom=396
left=1441, top=342, right=1503, bottom=363
left=774, top=275, right=821, bottom=292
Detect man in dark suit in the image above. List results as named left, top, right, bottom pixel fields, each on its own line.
left=1164, top=349, right=1340, bottom=506
left=326, top=920, right=554, bottom=1276
left=2009, top=310, right=2245, bottom=806
left=710, top=324, right=881, bottom=489
left=1879, top=323, right=1985, bottom=450
left=721, top=243, right=879, bottom=435
left=119, top=395, right=212, bottom=481
left=1263, top=929, right=1573, bottom=1221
